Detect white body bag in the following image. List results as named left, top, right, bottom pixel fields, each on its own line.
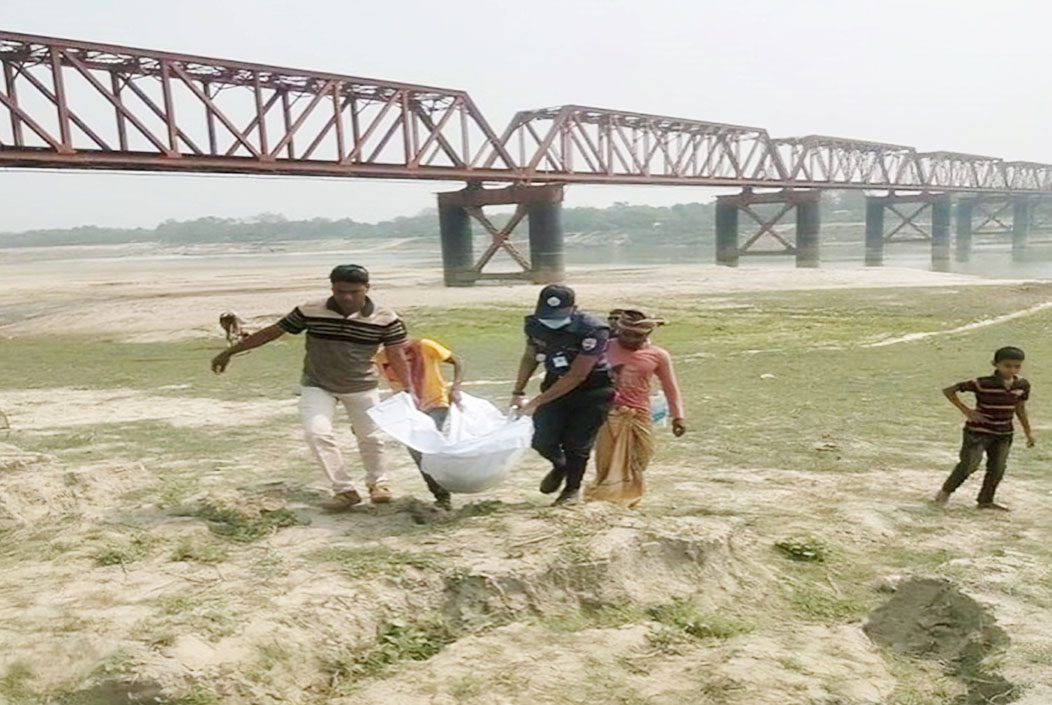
left=366, top=392, right=534, bottom=494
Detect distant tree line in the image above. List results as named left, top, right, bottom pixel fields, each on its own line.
left=3, top=191, right=1047, bottom=249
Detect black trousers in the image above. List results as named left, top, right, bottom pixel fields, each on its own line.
left=941, top=428, right=1013, bottom=504
left=531, top=385, right=614, bottom=492
left=408, top=407, right=451, bottom=501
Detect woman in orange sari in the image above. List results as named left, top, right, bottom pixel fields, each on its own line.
left=586, top=310, right=686, bottom=507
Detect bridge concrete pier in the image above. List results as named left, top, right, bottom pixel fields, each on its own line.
left=438, top=202, right=475, bottom=287
left=863, top=193, right=952, bottom=271
left=931, top=197, right=952, bottom=272
left=953, top=195, right=1032, bottom=264
left=437, top=184, right=565, bottom=287
left=955, top=199, right=974, bottom=263
left=528, top=199, right=565, bottom=283
left=1013, top=197, right=1030, bottom=262
left=715, top=200, right=740, bottom=267
left=714, top=189, right=821, bottom=268
left=865, top=198, right=885, bottom=266
left=795, top=199, right=821, bottom=268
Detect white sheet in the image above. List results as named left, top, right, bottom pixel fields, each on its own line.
left=367, top=392, right=534, bottom=494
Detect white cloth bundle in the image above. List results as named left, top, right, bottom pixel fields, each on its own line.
left=367, top=392, right=534, bottom=494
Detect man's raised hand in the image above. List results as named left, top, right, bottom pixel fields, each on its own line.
left=211, top=351, right=231, bottom=375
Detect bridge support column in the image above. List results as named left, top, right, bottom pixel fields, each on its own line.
left=439, top=202, right=475, bottom=287
left=865, top=198, right=885, bottom=266
left=715, top=199, right=740, bottom=267
left=955, top=199, right=974, bottom=263
left=1013, top=197, right=1030, bottom=262
left=866, top=192, right=951, bottom=270
left=528, top=200, right=565, bottom=284
left=931, top=196, right=952, bottom=272
left=436, top=184, right=565, bottom=286
left=795, top=199, right=821, bottom=268
left=715, top=189, right=820, bottom=267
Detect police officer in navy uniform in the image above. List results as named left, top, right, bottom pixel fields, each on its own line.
left=512, top=285, right=615, bottom=506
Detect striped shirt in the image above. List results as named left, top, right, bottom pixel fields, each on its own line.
left=954, top=374, right=1030, bottom=435
left=278, top=297, right=408, bottom=394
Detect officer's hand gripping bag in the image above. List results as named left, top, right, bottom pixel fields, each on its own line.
left=366, top=392, right=534, bottom=494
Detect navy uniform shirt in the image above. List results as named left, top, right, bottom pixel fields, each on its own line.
left=524, top=311, right=612, bottom=391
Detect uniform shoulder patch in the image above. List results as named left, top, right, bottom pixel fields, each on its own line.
left=582, top=337, right=597, bottom=351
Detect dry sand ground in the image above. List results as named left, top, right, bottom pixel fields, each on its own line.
left=1, top=251, right=1051, bottom=705
left=0, top=250, right=1021, bottom=340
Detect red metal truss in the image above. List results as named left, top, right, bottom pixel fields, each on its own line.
left=2, top=30, right=1052, bottom=196
left=0, top=31, right=516, bottom=179
left=915, top=152, right=1008, bottom=191
left=772, top=136, right=923, bottom=189
left=487, top=105, right=786, bottom=185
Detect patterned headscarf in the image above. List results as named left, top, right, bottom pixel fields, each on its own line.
left=615, top=309, right=667, bottom=335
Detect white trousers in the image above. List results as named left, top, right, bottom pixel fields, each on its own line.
left=299, top=386, right=387, bottom=493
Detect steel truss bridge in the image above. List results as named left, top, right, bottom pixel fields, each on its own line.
left=2, top=30, right=1048, bottom=283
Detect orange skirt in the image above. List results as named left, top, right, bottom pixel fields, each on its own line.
left=585, top=407, right=655, bottom=507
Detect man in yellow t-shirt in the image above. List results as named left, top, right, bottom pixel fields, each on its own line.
left=376, top=338, right=464, bottom=509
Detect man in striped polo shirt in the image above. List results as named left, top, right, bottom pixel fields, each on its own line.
left=211, top=265, right=415, bottom=511
left=935, top=346, right=1035, bottom=511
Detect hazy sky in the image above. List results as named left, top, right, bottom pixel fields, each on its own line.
left=3, top=0, right=1051, bottom=231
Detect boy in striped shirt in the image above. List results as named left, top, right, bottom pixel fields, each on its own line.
left=934, top=346, right=1035, bottom=511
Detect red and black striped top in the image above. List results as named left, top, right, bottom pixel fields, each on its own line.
left=954, top=375, right=1031, bottom=435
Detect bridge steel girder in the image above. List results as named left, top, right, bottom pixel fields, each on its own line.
left=3, top=29, right=1052, bottom=195
left=0, top=30, right=517, bottom=180
left=488, top=105, right=788, bottom=185
left=714, top=189, right=821, bottom=268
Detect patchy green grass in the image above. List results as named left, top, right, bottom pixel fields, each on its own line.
left=646, top=598, right=752, bottom=645
left=10, top=421, right=271, bottom=469
left=93, top=532, right=154, bottom=567
left=168, top=686, right=223, bottom=705
left=312, top=545, right=444, bottom=577
left=786, top=581, right=872, bottom=623
left=184, top=497, right=306, bottom=543
left=696, top=671, right=746, bottom=700
left=448, top=674, right=486, bottom=701
left=883, top=653, right=966, bottom=704
left=170, top=536, right=229, bottom=565
left=152, top=593, right=239, bottom=640
left=537, top=602, right=645, bottom=634
left=326, top=618, right=459, bottom=687
left=4, top=284, right=1052, bottom=702
left=0, top=662, right=34, bottom=703
left=774, top=536, right=829, bottom=563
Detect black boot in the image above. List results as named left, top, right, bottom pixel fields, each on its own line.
left=540, top=467, right=566, bottom=494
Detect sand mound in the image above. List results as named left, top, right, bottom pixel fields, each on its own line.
left=441, top=525, right=730, bottom=629
left=0, top=442, right=47, bottom=473
left=344, top=621, right=895, bottom=705
left=0, top=447, right=156, bottom=528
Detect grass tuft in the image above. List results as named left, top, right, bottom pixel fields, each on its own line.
left=645, top=598, right=752, bottom=651
left=313, top=545, right=443, bottom=577
left=775, top=536, right=828, bottom=563
left=327, top=618, right=459, bottom=685
left=0, top=662, right=33, bottom=703
left=170, top=536, right=229, bottom=565
left=93, top=533, right=154, bottom=567
left=538, top=602, right=644, bottom=633
left=787, top=582, right=870, bottom=622
left=154, top=593, right=238, bottom=640
left=187, top=497, right=306, bottom=543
